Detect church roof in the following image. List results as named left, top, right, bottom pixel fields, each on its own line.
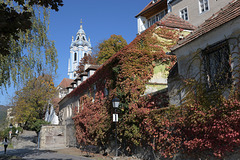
left=171, top=0, right=240, bottom=51
left=77, top=25, right=85, bottom=35
left=71, top=23, right=91, bottom=48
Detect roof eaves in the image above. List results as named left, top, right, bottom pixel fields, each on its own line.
left=135, top=1, right=152, bottom=18
left=135, top=0, right=165, bottom=18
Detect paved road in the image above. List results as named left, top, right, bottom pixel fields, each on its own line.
left=0, top=130, right=93, bottom=160
left=0, top=148, right=92, bottom=160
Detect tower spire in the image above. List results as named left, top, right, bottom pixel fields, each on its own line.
left=80, top=19, right=83, bottom=29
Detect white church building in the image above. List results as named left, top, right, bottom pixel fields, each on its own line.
left=68, top=21, right=92, bottom=79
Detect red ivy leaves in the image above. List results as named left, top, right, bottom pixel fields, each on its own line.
left=73, top=92, right=111, bottom=146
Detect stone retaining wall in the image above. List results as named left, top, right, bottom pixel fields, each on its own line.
left=40, top=125, right=66, bottom=150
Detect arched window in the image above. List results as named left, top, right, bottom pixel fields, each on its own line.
left=84, top=53, right=87, bottom=57
left=74, top=52, right=77, bottom=61
left=82, top=36, right=85, bottom=41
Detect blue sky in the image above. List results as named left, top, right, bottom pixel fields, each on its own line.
left=0, top=0, right=150, bottom=105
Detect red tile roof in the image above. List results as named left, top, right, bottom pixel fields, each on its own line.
left=171, top=0, right=240, bottom=51
left=157, top=13, right=196, bottom=30
left=58, top=78, right=73, bottom=88
left=136, top=0, right=166, bottom=18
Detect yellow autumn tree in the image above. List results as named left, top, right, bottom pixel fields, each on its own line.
left=12, top=74, right=56, bottom=127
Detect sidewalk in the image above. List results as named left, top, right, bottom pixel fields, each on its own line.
left=0, top=148, right=92, bottom=160
left=1, top=130, right=141, bottom=160
left=55, top=147, right=141, bottom=160
left=55, top=147, right=112, bottom=160
left=0, top=130, right=93, bottom=160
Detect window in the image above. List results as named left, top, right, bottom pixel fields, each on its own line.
left=92, top=84, right=97, bottom=102
left=104, top=87, right=109, bottom=96
left=147, top=10, right=167, bottom=28
left=180, top=7, right=188, bottom=21
left=104, top=80, right=109, bottom=96
left=199, top=0, right=209, bottom=13
left=77, top=100, right=80, bottom=113
left=153, top=0, right=158, bottom=3
left=74, top=52, right=77, bottom=61
left=202, top=40, right=232, bottom=89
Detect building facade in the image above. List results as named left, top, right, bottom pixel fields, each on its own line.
left=136, top=0, right=168, bottom=34
left=169, top=0, right=233, bottom=27
left=68, top=21, right=92, bottom=79
left=168, top=0, right=240, bottom=106
left=136, top=0, right=233, bottom=34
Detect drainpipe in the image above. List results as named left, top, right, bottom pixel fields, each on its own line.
left=167, top=0, right=172, bottom=13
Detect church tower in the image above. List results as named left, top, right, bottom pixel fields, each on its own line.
left=68, top=20, right=92, bottom=79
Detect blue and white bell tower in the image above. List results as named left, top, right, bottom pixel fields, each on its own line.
left=68, top=20, right=92, bottom=79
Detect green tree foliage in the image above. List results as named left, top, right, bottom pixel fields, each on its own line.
left=12, top=74, right=56, bottom=126
left=96, top=34, right=127, bottom=64
left=28, top=119, right=49, bottom=134
left=0, top=0, right=63, bottom=89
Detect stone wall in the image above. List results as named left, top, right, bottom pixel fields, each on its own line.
left=65, top=118, right=77, bottom=147
left=40, top=125, right=66, bottom=150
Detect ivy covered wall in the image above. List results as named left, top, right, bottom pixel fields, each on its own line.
left=60, top=20, right=193, bottom=154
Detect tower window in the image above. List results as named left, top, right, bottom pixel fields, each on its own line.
left=84, top=53, right=87, bottom=57
left=74, top=53, right=77, bottom=61
left=82, top=36, right=85, bottom=41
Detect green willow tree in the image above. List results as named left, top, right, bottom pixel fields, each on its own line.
left=96, top=34, right=127, bottom=64
left=0, top=0, right=63, bottom=89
